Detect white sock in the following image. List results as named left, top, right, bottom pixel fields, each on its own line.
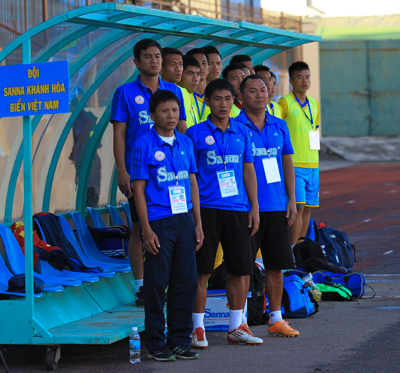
left=134, top=279, right=143, bottom=292
left=192, top=313, right=205, bottom=331
left=241, top=300, right=248, bottom=323
left=269, top=310, right=283, bottom=324
left=229, top=309, right=243, bottom=332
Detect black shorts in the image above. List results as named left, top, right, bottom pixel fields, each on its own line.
left=128, top=193, right=140, bottom=224
left=196, top=207, right=252, bottom=276
left=251, top=211, right=295, bottom=270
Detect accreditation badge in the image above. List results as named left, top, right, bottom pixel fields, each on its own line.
left=168, top=186, right=188, bottom=214
left=217, top=170, right=239, bottom=198
left=309, top=131, right=320, bottom=150
left=262, top=157, right=281, bottom=184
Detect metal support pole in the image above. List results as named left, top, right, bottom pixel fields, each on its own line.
left=42, top=0, right=49, bottom=23
left=22, top=39, right=34, bottom=336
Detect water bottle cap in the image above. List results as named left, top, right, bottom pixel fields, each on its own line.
left=132, top=327, right=138, bottom=332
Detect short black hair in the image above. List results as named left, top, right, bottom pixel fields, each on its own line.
left=186, top=48, right=209, bottom=63
left=288, top=61, right=310, bottom=78
left=202, top=46, right=221, bottom=58
left=149, top=90, right=181, bottom=114
left=254, top=65, right=270, bottom=74
left=229, top=55, right=252, bottom=65
left=133, top=39, right=162, bottom=61
left=235, top=62, right=250, bottom=71
left=161, top=47, right=183, bottom=66
left=240, top=75, right=267, bottom=94
left=183, top=55, right=200, bottom=71
left=269, top=71, right=277, bottom=80
left=222, top=63, right=245, bottom=80
left=205, top=78, right=235, bottom=100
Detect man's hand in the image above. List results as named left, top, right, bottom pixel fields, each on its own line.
left=248, top=208, right=260, bottom=237
left=286, top=201, right=297, bottom=226
left=118, top=170, right=132, bottom=198
left=143, top=228, right=160, bottom=255
left=195, top=223, right=204, bottom=251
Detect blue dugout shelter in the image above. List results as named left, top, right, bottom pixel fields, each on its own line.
left=0, top=2, right=321, bottom=369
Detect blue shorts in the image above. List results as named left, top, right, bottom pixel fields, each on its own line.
left=294, top=167, right=319, bottom=207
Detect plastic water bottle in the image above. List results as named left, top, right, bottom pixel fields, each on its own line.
left=129, top=327, right=141, bottom=364
left=302, top=273, right=322, bottom=302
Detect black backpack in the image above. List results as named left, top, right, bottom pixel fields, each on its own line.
left=318, top=227, right=355, bottom=272
left=208, top=262, right=267, bottom=326
left=293, top=237, right=326, bottom=265
left=208, top=262, right=227, bottom=290
left=247, top=263, right=267, bottom=326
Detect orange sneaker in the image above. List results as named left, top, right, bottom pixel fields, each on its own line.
left=227, top=323, right=263, bottom=345
left=268, top=320, right=299, bottom=337
left=191, top=327, right=208, bottom=349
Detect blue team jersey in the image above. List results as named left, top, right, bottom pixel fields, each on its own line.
left=111, top=77, right=186, bottom=179
left=132, top=127, right=197, bottom=222
left=236, top=110, right=294, bottom=212
left=186, top=117, right=253, bottom=211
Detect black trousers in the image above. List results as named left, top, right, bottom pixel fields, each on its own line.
left=144, top=210, right=198, bottom=353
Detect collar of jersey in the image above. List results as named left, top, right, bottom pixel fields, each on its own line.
left=151, top=125, right=179, bottom=146
left=290, top=92, right=309, bottom=109
left=206, top=116, right=236, bottom=134
left=238, top=110, right=275, bottom=131
left=193, top=92, right=205, bottom=99
left=136, top=76, right=164, bottom=93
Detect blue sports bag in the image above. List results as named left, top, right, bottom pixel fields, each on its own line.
left=266, top=275, right=319, bottom=318
left=312, top=270, right=374, bottom=299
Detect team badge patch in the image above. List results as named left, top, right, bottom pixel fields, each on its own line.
left=155, top=151, right=165, bottom=161
left=135, top=95, right=145, bottom=104
left=205, top=135, right=215, bottom=145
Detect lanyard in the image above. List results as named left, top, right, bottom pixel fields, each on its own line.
left=292, top=92, right=318, bottom=129
left=193, top=93, right=206, bottom=121
left=164, top=140, right=181, bottom=186
left=213, top=128, right=232, bottom=171
left=190, top=109, right=197, bottom=126
left=244, top=112, right=272, bottom=157
left=269, top=103, right=274, bottom=116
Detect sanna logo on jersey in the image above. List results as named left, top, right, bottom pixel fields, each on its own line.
left=252, top=143, right=277, bottom=157
left=206, top=150, right=239, bottom=166
left=139, top=110, right=154, bottom=125
left=157, top=167, right=189, bottom=183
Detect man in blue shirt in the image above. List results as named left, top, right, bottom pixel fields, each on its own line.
left=186, top=79, right=263, bottom=348
left=111, top=39, right=187, bottom=306
left=132, top=90, right=203, bottom=361
left=236, top=75, right=299, bottom=337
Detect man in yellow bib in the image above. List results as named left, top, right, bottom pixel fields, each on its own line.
left=279, top=61, right=321, bottom=247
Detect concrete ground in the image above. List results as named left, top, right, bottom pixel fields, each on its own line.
left=1, top=138, right=400, bottom=373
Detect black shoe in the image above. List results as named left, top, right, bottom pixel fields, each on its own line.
left=169, top=345, right=199, bottom=360
left=135, top=286, right=144, bottom=307
left=148, top=346, right=176, bottom=362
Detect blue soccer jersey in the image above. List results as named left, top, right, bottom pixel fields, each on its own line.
left=131, top=127, right=197, bottom=222
left=236, top=110, right=294, bottom=212
left=111, top=77, right=186, bottom=180
left=186, top=117, right=253, bottom=211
